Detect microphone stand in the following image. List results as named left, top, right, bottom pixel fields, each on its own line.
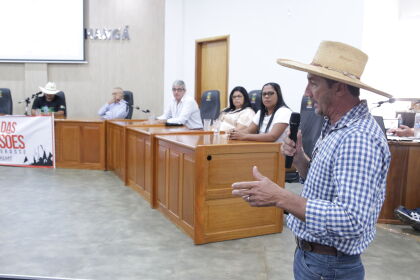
left=19, top=92, right=42, bottom=116
left=370, top=98, right=395, bottom=113
left=132, top=105, right=151, bottom=118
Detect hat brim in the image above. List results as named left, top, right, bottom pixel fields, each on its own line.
left=277, top=58, right=392, bottom=98
left=39, top=86, right=59, bottom=95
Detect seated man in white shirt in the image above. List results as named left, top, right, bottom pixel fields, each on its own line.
left=98, top=87, right=129, bottom=119
left=157, top=80, right=203, bottom=129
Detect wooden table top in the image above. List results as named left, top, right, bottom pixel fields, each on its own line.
left=108, top=119, right=164, bottom=126
left=155, top=134, right=280, bottom=149
left=54, top=118, right=105, bottom=123
left=126, top=126, right=213, bottom=135
left=387, top=139, right=420, bottom=146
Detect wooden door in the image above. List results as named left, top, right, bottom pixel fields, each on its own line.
left=195, top=36, right=229, bottom=110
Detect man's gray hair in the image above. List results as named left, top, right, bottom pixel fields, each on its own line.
left=113, top=87, right=124, bottom=93
left=172, top=80, right=186, bottom=89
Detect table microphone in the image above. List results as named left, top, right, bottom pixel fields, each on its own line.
left=285, top=112, right=301, bottom=168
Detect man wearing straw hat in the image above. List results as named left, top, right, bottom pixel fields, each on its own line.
left=232, top=41, right=391, bottom=279
left=31, top=82, right=66, bottom=117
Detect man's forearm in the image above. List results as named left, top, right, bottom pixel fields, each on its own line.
left=294, top=152, right=310, bottom=180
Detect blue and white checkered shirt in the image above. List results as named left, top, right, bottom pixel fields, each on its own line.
left=287, top=100, right=391, bottom=255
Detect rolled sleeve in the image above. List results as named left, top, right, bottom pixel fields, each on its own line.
left=305, top=199, right=329, bottom=237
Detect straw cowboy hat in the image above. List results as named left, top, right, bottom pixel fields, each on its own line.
left=39, top=82, right=60, bottom=95
left=277, top=41, right=392, bottom=98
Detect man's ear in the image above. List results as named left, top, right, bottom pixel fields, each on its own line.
left=335, top=82, right=347, bottom=97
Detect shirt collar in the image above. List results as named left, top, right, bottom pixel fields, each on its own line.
left=321, top=100, right=369, bottom=136
left=115, top=99, right=127, bottom=104
left=173, top=95, right=186, bottom=104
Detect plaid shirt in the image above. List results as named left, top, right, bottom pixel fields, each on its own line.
left=287, top=100, right=391, bottom=255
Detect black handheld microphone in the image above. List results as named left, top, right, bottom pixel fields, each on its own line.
left=285, top=112, right=301, bottom=168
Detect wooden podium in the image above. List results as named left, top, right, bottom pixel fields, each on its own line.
left=125, top=127, right=212, bottom=206
left=54, top=119, right=105, bottom=170
left=106, top=119, right=164, bottom=180
left=154, top=134, right=285, bottom=244
left=379, top=140, right=420, bottom=223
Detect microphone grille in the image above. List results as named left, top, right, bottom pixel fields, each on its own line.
left=289, top=112, right=301, bottom=125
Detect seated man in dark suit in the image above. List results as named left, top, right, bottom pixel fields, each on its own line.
left=31, top=82, right=66, bottom=117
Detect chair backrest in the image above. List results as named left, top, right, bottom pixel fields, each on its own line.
left=373, top=115, right=387, bottom=137
left=123, top=90, right=134, bottom=119
left=56, top=91, right=67, bottom=117
left=0, top=88, right=13, bottom=114
left=398, top=112, right=415, bottom=128
left=200, top=90, right=220, bottom=121
left=300, top=95, right=324, bottom=158
left=248, top=90, right=261, bottom=113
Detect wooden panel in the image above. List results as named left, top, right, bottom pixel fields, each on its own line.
left=125, top=130, right=152, bottom=203
left=205, top=198, right=278, bottom=233
left=135, top=136, right=146, bottom=191
left=379, top=144, right=407, bottom=222
left=404, top=146, right=420, bottom=208
left=145, top=139, right=152, bottom=195
left=157, top=144, right=169, bottom=206
left=379, top=142, right=420, bottom=223
left=208, top=152, right=278, bottom=187
left=126, top=132, right=137, bottom=186
left=168, top=150, right=180, bottom=217
left=60, top=125, right=80, bottom=162
left=155, top=135, right=283, bottom=244
left=55, top=120, right=105, bottom=170
left=182, top=154, right=195, bottom=227
left=81, top=125, right=101, bottom=163
left=113, top=126, right=125, bottom=180
left=197, top=145, right=283, bottom=243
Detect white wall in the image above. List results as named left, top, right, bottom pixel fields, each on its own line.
left=363, top=0, right=420, bottom=118
left=164, top=0, right=364, bottom=112
left=163, top=0, right=185, bottom=114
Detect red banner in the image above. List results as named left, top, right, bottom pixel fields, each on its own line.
left=0, top=115, right=55, bottom=168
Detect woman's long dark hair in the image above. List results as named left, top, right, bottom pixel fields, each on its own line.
left=223, top=86, right=252, bottom=113
left=257, top=82, right=288, bottom=133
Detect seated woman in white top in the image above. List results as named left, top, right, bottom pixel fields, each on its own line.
left=228, top=82, right=292, bottom=142
left=219, top=86, right=255, bottom=131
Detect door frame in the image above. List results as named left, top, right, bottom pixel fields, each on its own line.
left=195, top=35, right=230, bottom=106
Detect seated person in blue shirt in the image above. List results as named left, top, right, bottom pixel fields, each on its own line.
left=98, top=87, right=128, bottom=119
left=232, top=41, right=392, bottom=279
left=31, top=82, right=66, bottom=117
left=157, top=80, right=203, bottom=129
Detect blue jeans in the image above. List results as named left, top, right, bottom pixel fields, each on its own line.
left=293, top=248, right=364, bottom=280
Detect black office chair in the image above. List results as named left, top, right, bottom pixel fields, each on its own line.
left=200, top=90, right=220, bottom=121
left=248, top=90, right=261, bottom=113
left=0, top=88, right=13, bottom=114
left=56, top=91, right=67, bottom=117
left=300, top=95, right=324, bottom=157
left=123, top=90, right=134, bottom=119
left=286, top=96, right=324, bottom=183
left=398, top=112, right=415, bottom=128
